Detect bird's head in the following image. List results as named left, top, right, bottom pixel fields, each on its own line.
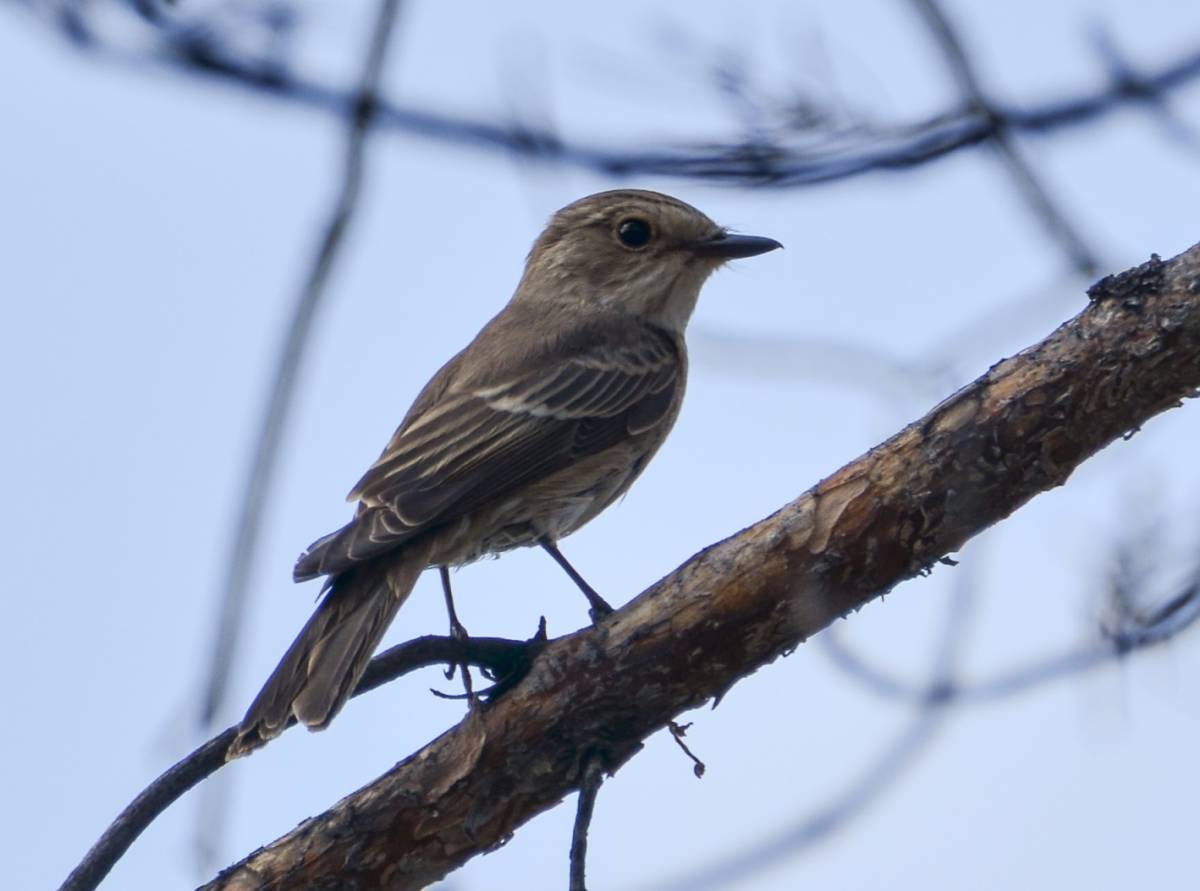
left=515, top=190, right=781, bottom=332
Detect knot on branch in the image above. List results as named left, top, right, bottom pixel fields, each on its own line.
left=1088, top=253, right=1166, bottom=308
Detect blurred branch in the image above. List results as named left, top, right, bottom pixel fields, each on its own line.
left=57, top=630, right=544, bottom=891
left=197, top=246, right=1200, bottom=890
left=690, top=328, right=953, bottom=402
left=1089, top=24, right=1200, bottom=149
left=200, top=0, right=402, bottom=731
left=820, top=504, right=1200, bottom=707
left=909, top=0, right=1101, bottom=274
left=15, top=1, right=1200, bottom=188
left=692, top=269, right=1093, bottom=406
left=821, top=581, right=1200, bottom=706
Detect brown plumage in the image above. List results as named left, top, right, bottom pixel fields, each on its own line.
left=230, top=190, right=780, bottom=755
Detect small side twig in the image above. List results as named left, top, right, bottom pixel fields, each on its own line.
left=667, top=721, right=706, bottom=778
left=569, top=756, right=607, bottom=891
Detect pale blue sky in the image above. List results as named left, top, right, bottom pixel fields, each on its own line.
left=5, top=1, right=1200, bottom=889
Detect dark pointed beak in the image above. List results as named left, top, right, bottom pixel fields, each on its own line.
left=690, top=231, right=783, bottom=260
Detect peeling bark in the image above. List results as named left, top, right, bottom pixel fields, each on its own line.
left=204, top=245, right=1200, bottom=891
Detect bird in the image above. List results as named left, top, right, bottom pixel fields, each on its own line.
left=230, top=189, right=780, bottom=755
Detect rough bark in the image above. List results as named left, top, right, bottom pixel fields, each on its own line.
left=204, top=244, right=1200, bottom=891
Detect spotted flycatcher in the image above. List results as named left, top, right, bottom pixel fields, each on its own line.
left=233, top=189, right=780, bottom=753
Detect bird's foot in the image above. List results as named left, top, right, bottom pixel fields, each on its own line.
left=453, top=617, right=550, bottom=704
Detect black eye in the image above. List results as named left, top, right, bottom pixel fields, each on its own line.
left=616, top=218, right=652, bottom=249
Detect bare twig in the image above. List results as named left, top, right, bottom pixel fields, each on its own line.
left=56, top=630, right=541, bottom=891
left=569, top=757, right=607, bottom=891
left=909, top=0, right=1101, bottom=275
left=667, top=721, right=706, bottom=778
left=59, top=727, right=237, bottom=891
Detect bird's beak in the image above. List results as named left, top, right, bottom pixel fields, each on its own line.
left=689, top=231, right=783, bottom=260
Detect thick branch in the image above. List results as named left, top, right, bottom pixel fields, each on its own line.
left=204, top=245, right=1200, bottom=890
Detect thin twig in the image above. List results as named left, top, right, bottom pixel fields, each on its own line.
left=57, top=629, right=541, bottom=891
left=667, top=721, right=706, bottom=778
left=59, top=728, right=237, bottom=891
left=569, top=757, right=607, bottom=891
left=909, top=0, right=1101, bottom=275
left=819, top=569, right=1200, bottom=707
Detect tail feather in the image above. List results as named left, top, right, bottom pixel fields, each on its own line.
left=229, top=539, right=433, bottom=758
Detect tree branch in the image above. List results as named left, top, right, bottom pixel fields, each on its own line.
left=200, top=244, right=1200, bottom=890
left=568, top=756, right=606, bottom=891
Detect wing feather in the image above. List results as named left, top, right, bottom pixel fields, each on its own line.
left=295, top=321, right=681, bottom=579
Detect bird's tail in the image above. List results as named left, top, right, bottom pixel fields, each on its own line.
left=229, top=538, right=433, bottom=758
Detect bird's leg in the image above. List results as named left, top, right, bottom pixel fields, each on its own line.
left=439, top=566, right=475, bottom=698
left=540, top=540, right=615, bottom=621
left=440, top=565, right=471, bottom=641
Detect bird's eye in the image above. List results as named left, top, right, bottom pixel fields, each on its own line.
left=616, top=218, right=653, bottom=249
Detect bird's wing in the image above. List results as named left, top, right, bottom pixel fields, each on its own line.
left=294, top=322, right=680, bottom=580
